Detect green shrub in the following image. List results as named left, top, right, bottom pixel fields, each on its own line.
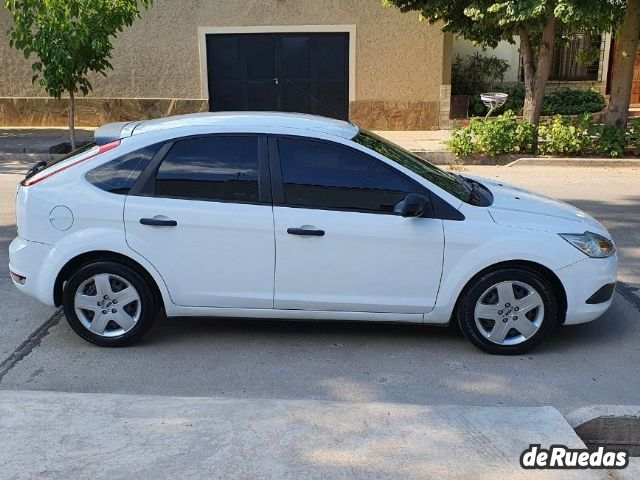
left=538, top=115, right=594, bottom=156
left=595, top=125, right=626, bottom=158
left=446, top=112, right=636, bottom=158
left=468, top=86, right=605, bottom=118
left=446, top=127, right=476, bottom=156
left=515, top=119, right=537, bottom=153
left=541, top=89, right=605, bottom=116
left=451, top=53, right=509, bottom=96
left=626, top=118, right=640, bottom=156
left=447, top=111, right=534, bottom=157
left=471, top=111, right=520, bottom=156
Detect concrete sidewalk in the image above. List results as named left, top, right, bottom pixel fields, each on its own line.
left=0, top=390, right=610, bottom=480
left=0, top=127, right=94, bottom=154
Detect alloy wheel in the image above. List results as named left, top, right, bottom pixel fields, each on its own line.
left=74, top=273, right=141, bottom=337
left=473, top=280, right=544, bottom=346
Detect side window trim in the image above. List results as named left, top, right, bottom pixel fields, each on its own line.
left=129, top=141, right=174, bottom=197
left=129, top=133, right=272, bottom=205
left=269, top=134, right=434, bottom=217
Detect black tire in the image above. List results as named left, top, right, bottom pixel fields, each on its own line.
left=456, top=267, right=558, bottom=355
left=62, top=261, right=157, bottom=347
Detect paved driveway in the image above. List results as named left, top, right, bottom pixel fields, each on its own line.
left=0, top=164, right=638, bottom=412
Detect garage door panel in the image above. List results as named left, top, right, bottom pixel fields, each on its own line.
left=280, top=36, right=311, bottom=79
left=207, top=32, right=349, bottom=120
left=246, top=36, right=276, bottom=80
left=314, top=35, right=348, bottom=79
left=208, top=36, right=241, bottom=79
left=211, top=80, right=243, bottom=111
left=280, top=80, right=312, bottom=113
left=247, top=81, right=278, bottom=111
left=315, top=80, right=348, bottom=119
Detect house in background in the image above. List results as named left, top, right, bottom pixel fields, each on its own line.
left=452, top=32, right=614, bottom=93
left=0, top=1, right=637, bottom=130
left=0, top=0, right=450, bottom=131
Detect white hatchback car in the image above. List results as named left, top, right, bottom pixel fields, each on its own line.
left=9, top=112, right=617, bottom=354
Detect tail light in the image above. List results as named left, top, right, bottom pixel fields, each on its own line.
left=21, top=140, right=120, bottom=187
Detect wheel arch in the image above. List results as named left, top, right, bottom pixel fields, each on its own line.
left=453, top=260, right=568, bottom=325
left=53, top=250, right=165, bottom=310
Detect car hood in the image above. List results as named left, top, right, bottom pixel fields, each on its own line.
left=465, top=175, right=607, bottom=235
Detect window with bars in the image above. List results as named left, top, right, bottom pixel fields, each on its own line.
left=520, top=33, right=605, bottom=82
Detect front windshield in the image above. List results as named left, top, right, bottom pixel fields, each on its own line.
left=353, top=130, right=472, bottom=203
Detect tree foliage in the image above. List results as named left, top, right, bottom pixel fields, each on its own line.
left=383, top=0, right=624, bottom=129
left=5, top=0, right=152, bottom=147
left=384, top=0, right=622, bottom=46
left=6, top=0, right=153, bottom=98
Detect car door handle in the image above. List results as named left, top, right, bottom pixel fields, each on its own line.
left=287, top=227, right=325, bottom=237
left=140, top=217, right=178, bottom=227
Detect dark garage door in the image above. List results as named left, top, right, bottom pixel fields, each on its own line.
left=206, top=33, right=349, bottom=121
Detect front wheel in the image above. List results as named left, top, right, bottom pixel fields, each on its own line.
left=456, top=268, right=558, bottom=355
left=62, top=261, right=157, bottom=347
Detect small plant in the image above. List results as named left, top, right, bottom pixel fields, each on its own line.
left=451, top=53, right=510, bottom=96
left=515, top=120, right=537, bottom=153
left=542, top=89, right=606, bottom=116
left=447, top=111, right=535, bottom=157
left=538, top=115, right=594, bottom=156
left=595, top=125, right=626, bottom=157
left=471, top=111, right=520, bottom=156
left=625, top=118, right=640, bottom=156
left=468, top=86, right=606, bottom=118
left=446, top=127, right=476, bottom=157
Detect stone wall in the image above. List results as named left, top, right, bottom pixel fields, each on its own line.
left=350, top=101, right=439, bottom=130
left=0, top=98, right=208, bottom=127
left=0, top=97, right=441, bottom=130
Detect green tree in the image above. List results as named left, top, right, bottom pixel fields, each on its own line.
left=382, top=0, right=622, bottom=127
left=5, top=0, right=152, bottom=149
left=605, top=0, right=640, bottom=129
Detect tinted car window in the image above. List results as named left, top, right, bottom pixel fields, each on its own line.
left=278, top=137, right=412, bottom=213
left=155, top=136, right=260, bottom=202
left=353, top=130, right=473, bottom=204
left=86, top=144, right=160, bottom=195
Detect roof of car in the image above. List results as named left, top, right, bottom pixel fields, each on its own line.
left=117, top=111, right=359, bottom=140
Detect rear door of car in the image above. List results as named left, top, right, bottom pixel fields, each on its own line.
left=124, top=134, right=275, bottom=309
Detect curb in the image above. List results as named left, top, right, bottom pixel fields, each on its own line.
left=413, top=151, right=518, bottom=166
left=508, top=157, right=640, bottom=167
left=566, top=405, right=640, bottom=456
left=412, top=151, right=640, bottom=167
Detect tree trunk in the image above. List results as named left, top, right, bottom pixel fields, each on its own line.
left=520, top=16, right=557, bottom=127
left=68, top=91, right=76, bottom=151
left=605, top=0, right=640, bottom=129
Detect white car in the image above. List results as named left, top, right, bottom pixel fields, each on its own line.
left=9, top=112, right=617, bottom=354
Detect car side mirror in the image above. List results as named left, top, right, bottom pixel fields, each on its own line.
left=395, top=193, right=430, bottom=218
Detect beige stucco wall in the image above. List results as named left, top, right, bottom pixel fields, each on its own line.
left=0, top=0, right=444, bottom=103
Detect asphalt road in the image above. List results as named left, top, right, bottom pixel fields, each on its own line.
left=0, top=164, right=639, bottom=413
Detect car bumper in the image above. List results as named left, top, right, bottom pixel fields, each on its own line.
left=554, top=254, right=618, bottom=325
left=9, top=236, right=57, bottom=306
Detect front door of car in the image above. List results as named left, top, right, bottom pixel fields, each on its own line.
left=124, top=134, right=275, bottom=309
left=270, top=136, right=445, bottom=314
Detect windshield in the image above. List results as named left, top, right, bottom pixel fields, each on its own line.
left=353, top=130, right=472, bottom=203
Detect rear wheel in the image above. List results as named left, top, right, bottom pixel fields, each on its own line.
left=62, top=261, right=157, bottom=347
left=456, top=268, right=558, bottom=355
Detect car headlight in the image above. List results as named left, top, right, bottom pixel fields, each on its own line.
left=559, top=232, right=616, bottom=258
